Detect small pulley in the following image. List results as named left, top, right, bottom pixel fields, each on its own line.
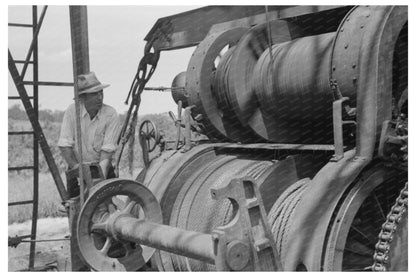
left=77, top=178, right=163, bottom=271
left=139, top=119, right=160, bottom=152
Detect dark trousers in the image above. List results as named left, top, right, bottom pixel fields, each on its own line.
left=67, top=165, right=116, bottom=198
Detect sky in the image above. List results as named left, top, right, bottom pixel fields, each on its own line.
left=8, top=5, right=199, bottom=115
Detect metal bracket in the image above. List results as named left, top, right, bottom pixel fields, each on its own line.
left=210, top=177, right=281, bottom=271
left=332, top=97, right=356, bottom=162
left=182, top=106, right=193, bottom=152
left=378, top=119, right=408, bottom=169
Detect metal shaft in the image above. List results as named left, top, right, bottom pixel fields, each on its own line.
left=114, top=216, right=216, bottom=264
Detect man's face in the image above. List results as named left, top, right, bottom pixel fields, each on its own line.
left=81, top=90, right=104, bottom=114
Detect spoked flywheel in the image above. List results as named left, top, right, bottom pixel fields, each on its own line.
left=77, top=178, right=162, bottom=271
left=323, top=165, right=407, bottom=271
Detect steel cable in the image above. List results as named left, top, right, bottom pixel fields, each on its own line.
left=170, top=158, right=273, bottom=271
left=267, top=178, right=310, bottom=265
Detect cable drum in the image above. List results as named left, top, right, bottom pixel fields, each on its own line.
left=168, top=157, right=274, bottom=271
left=160, top=154, right=236, bottom=271
left=252, top=32, right=336, bottom=143
left=267, top=178, right=311, bottom=267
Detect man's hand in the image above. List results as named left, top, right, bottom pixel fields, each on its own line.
left=99, top=159, right=111, bottom=179
left=59, top=147, right=78, bottom=169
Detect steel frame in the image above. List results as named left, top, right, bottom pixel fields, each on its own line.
left=145, top=6, right=348, bottom=51
left=8, top=5, right=69, bottom=270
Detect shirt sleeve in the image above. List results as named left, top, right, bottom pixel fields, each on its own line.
left=100, top=108, right=120, bottom=153
left=58, top=105, right=75, bottom=147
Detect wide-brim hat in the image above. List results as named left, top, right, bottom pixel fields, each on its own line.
left=77, top=71, right=110, bottom=95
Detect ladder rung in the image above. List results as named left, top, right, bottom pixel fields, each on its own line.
left=8, top=200, right=34, bottom=206
left=8, top=131, right=34, bottom=135
left=8, top=166, right=35, bottom=171
left=8, top=23, right=34, bottom=28
left=14, top=234, right=32, bottom=240
left=14, top=60, right=34, bottom=64
left=8, top=96, right=34, bottom=100
left=22, top=81, right=74, bottom=87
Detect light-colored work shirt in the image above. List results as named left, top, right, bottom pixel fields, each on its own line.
left=58, top=103, right=120, bottom=163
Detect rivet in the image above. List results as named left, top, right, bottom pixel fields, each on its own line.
left=346, top=17, right=350, bottom=21
left=352, top=64, right=356, bottom=69
left=340, top=28, right=344, bottom=32
left=360, top=25, right=364, bottom=29
left=344, top=44, right=349, bottom=49
left=352, top=77, right=357, bottom=82
left=332, top=66, right=336, bottom=71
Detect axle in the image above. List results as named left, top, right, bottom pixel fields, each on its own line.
left=106, top=212, right=216, bottom=264
left=77, top=178, right=280, bottom=271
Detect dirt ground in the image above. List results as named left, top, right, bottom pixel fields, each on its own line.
left=8, top=217, right=72, bottom=272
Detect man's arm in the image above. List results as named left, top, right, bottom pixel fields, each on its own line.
left=99, top=150, right=113, bottom=178
left=58, top=105, right=78, bottom=170
left=99, top=107, right=121, bottom=178
left=59, top=147, right=78, bottom=169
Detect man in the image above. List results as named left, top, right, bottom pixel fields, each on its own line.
left=58, top=71, right=120, bottom=197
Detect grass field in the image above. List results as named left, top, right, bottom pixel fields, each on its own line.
left=8, top=169, right=139, bottom=224
left=8, top=172, right=63, bottom=224
left=8, top=108, right=180, bottom=224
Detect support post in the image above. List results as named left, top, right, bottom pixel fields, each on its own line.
left=69, top=5, right=90, bottom=271
left=28, top=5, right=39, bottom=270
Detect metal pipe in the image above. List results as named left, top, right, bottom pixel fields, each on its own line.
left=22, top=81, right=73, bottom=86
left=8, top=23, right=33, bottom=27
left=20, top=6, right=47, bottom=80
left=29, top=5, right=39, bottom=270
left=114, top=216, right=216, bottom=264
left=8, top=200, right=34, bottom=206
left=184, top=107, right=192, bottom=151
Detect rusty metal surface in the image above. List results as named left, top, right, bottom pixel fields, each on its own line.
left=329, top=6, right=369, bottom=105
left=355, top=6, right=407, bottom=158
